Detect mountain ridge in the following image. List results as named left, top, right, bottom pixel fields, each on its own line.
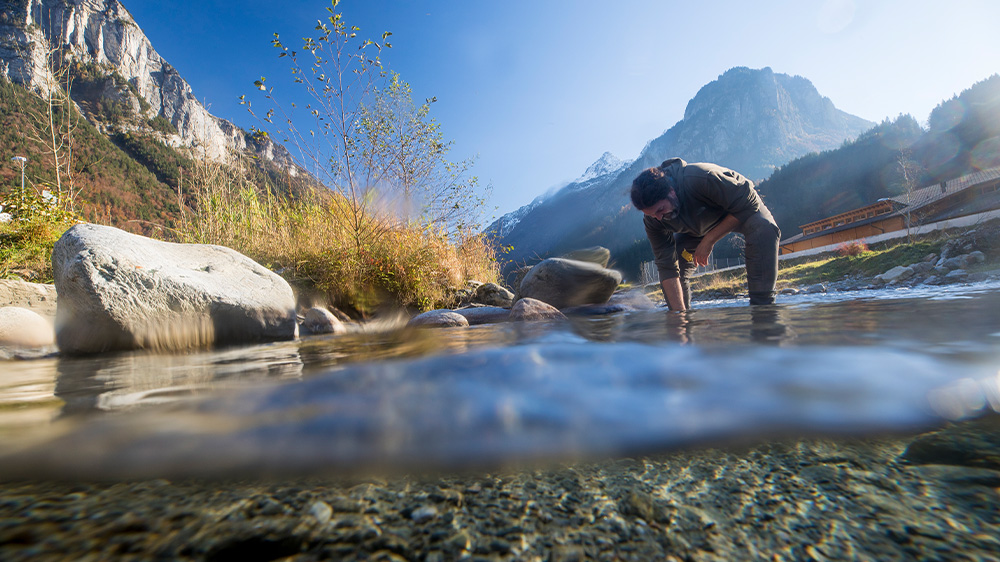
left=0, top=0, right=291, bottom=168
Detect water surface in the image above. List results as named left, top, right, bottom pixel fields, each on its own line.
left=2, top=281, right=1000, bottom=479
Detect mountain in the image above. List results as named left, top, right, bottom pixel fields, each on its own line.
left=0, top=0, right=301, bottom=227
left=490, top=67, right=874, bottom=280
left=486, top=151, right=631, bottom=239
left=0, top=0, right=286, bottom=163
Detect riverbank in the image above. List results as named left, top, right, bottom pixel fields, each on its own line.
left=686, top=218, right=1000, bottom=302
left=2, top=417, right=1000, bottom=561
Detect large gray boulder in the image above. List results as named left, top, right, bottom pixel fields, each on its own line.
left=517, top=258, right=622, bottom=309
left=53, top=224, right=298, bottom=354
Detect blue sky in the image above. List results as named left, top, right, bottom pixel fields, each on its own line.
left=126, top=0, right=1000, bottom=220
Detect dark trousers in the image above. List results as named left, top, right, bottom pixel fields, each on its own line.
left=675, top=209, right=781, bottom=307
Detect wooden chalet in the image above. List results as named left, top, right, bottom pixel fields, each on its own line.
left=779, top=167, right=1000, bottom=254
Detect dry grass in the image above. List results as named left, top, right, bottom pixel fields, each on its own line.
left=177, top=157, right=500, bottom=315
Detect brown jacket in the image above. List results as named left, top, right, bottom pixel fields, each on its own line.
left=643, top=158, right=765, bottom=280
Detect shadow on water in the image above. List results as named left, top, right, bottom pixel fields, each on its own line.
left=1, top=281, right=1000, bottom=479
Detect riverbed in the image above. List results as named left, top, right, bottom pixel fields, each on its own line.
left=2, top=281, right=1000, bottom=560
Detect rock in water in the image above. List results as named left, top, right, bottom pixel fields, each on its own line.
left=302, top=307, right=346, bottom=335
left=53, top=224, right=297, bottom=354
left=509, top=298, right=566, bottom=321
left=473, top=283, right=514, bottom=307
left=0, top=307, right=54, bottom=348
left=518, top=258, right=622, bottom=309
left=407, top=310, right=470, bottom=328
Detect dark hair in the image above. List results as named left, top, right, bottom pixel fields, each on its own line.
left=630, top=167, right=672, bottom=209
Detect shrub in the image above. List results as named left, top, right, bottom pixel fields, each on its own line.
left=836, top=239, right=869, bottom=257
left=177, top=157, right=499, bottom=316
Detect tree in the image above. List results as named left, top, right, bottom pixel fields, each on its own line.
left=895, top=148, right=924, bottom=242
left=355, top=72, right=486, bottom=234
left=241, top=0, right=487, bottom=243
left=14, top=45, right=81, bottom=210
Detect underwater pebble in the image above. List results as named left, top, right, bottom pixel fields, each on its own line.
left=410, top=505, right=438, bottom=523
left=308, top=500, right=332, bottom=524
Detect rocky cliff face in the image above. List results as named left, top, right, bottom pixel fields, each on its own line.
left=0, top=0, right=284, bottom=165
left=491, top=67, right=874, bottom=280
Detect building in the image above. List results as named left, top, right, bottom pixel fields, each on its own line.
left=779, top=167, right=1000, bottom=254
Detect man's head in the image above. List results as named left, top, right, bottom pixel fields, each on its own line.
left=631, top=167, right=678, bottom=220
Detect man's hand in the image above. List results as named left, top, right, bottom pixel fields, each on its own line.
left=693, top=240, right=714, bottom=267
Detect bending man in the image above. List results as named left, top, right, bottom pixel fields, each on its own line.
left=631, top=158, right=780, bottom=310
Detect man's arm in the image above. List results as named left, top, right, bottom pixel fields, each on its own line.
left=661, top=277, right=686, bottom=311
left=693, top=214, right=740, bottom=266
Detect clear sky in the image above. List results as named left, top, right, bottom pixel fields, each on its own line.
left=125, top=0, right=1000, bottom=221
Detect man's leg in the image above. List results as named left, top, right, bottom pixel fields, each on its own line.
left=674, top=234, right=700, bottom=309
left=739, top=209, right=781, bottom=305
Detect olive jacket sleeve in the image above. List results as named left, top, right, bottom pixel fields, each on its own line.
left=643, top=215, right=680, bottom=280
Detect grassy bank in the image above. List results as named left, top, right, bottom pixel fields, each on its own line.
left=690, top=219, right=1000, bottom=298
left=1, top=156, right=500, bottom=316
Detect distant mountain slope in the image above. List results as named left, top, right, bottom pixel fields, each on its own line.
left=491, top=67, right=874, bottom=280
left=0, top=0, right=304, bottom=228
left=757, top=74, right=1000, bottom=237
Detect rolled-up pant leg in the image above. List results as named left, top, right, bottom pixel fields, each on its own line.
left=672, top=234, right=701, bottom=310
left=739, top=208, right=781, bottom=305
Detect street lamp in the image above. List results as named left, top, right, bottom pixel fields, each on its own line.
left=10, top=156, right=27, bottom=202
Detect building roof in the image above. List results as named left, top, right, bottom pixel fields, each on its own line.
left=886, top=167, right=1000, bottom=210
left=780, top=166, right=1000, bottom=245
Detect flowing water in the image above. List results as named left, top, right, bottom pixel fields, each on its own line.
left=2, top=282, right=1000, bottom=560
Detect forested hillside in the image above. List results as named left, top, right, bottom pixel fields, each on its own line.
left=758, top=75, right=1000, bottom=238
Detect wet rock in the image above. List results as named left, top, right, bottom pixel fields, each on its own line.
left=0, top=279, right=58, bottom=318
left=509, top=298, right=565, bottom=321
left=876, top=265, right=915, bottom=284
left=473, top=283, right=514, bottom=307
left=902, top=416, right=1000, bottom=470
left=302, top=307, right=346, bottom=335
left=804, top=283, right=827, bottom=294
left=923, top=275, right=942, bottom=286
left=944, top=269, right=969, bottom=283
left=407, top=310, right=469, bottom=328
left=517, top=258, right=622, bottom=309
left=52, top=224, right=297, bottom=354
left=561, top=246, right=611, bottom=268
left=968, top=251, right=986, bottom=265
left=910, top=262, right=934, bottom=275
left=607, top=290, right=656, bottom=310
left=932, top=265, right=951, bottom=277
left=453, top=306, right=510, bottom=325
left=941, top=256, right=967, bottom=270
left=779, top=287, right=799, bottom=295
left=0, top=306, right=54, bottom=348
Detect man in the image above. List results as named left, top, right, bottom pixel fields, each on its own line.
left=631, top=158, right=780, bottom=310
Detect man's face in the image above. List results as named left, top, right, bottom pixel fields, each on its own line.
left=641, top=198, right=675, bottom=221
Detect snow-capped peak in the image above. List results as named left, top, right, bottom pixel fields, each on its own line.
left=574, top=152, right=629, bottom=184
